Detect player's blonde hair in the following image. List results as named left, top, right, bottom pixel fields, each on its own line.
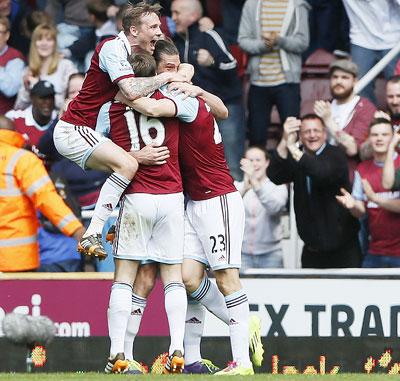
left=122, top=1, right=162, bottom=32
left=29, top=24, right=59, bottom=77
left=128, top=52, right=157, bottom=77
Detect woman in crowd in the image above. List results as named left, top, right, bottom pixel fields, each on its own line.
left=236, top=146, right=288, bottom=271
left=15, top=23, right=77, bottom=110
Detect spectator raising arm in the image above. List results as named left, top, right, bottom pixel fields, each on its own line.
left=362, top=179, right=400, bottom=213
left=382, top=131, right=400, bottom=190
left=314, top=100, right=358, bottom=157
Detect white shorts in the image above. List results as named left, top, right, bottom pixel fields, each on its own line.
left=53, top=120, right=110, bottom=169
left=113, top=192, right=184, bottom=264
left=184, top=191, right=245, bottom=270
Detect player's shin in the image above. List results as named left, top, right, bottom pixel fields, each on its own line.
left=164, top=281, right=187, bottom=355
left=124, top=293, right=147, bottom=360
left=191, top=276, right=229, bottom=324
left=225, top=289, right=252, bottom=367
left=184, top=298, right=205, bottom=365
left=84, top=173, right=130, bottom=237
left=108, top=282, right=133, bottom=356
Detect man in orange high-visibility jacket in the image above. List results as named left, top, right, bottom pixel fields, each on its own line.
left=0, top=116, right=85, bottom=272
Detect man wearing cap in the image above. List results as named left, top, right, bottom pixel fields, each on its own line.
left=5, top=80, right=57, bottom=158
left=314, top=59, right=376, bottom=182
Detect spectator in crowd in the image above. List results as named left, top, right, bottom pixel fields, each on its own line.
left=64, top=72, right=84, bottom=104
left=238, top=0, right=310, bottom=147
left=0, top=115, right=84, bottom=272
left=337, top=117, right=400, bottom=268
left=45, top=0, right=95, bottom=70
left=15, top=23, right=78, bottom=111
left=267, top=115, right=361, bottom=268
left=38, top=172, right=84, bottom=272
left=84, top=0, right=118, bottom=71
left=0, top=15, right=25, bottom=115
left=342, top=0, right=400, bottom=104
left=172, top=0, right=245, bottom=180
left=87, top=0, right=117, bottom=44
left=6, top=80, right=57, bottom=159
left=236, top=146, right=287, bottom=271
left=304, top=0, right=349, bottom=59
left=220, top=0, right=245, bottom=45
left=382, top=119, right=400, bottom=191
left=19, top=10, right=53, bottom=57
left=314, top=59, right=376, bottom=181
left=0, top=0, right=32, bottom=55
left=385, top=75, right=400, bottom=128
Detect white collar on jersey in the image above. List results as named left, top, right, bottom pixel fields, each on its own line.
left=118, top=31, right=131, bottom=55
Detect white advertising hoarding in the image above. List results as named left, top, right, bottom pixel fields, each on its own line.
left=204, top=276, right=400, bottom=337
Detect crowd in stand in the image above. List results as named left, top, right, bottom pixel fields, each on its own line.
left=1, top=0, right=400, bottom=272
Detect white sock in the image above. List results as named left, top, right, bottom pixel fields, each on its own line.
left=225, top=289, right=252, bottom=367
left=191, top=276, right=229, bottom=324
left=84, top=173, right=130, bottom=237
left=124, top=293, right=147, bottom=360
left=108, top=282, right=132, bottom=357
left=184, top=297, right=205, bottom=365
left=164, top=282, right=187, bottom=355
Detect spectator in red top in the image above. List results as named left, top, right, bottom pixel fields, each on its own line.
left=0, top=16, right=25, bottom=115
left=6, top=80, right=57, bottom=158
left=337, top=117, right=400, bottom=268
left=314, top=59, right=376, bottom=182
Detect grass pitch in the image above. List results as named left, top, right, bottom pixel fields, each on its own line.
left=0, top=374, right=391, bottom=381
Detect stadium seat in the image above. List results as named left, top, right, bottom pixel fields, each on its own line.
left=300, top=77, right=331, bottom=116
left=300, top=49, right=335, bottom=116
left=302, top=48, right=335, bottom=76
left=205, top=0, right=222, bottom=26
left=374, top=76, right=387, bottom=110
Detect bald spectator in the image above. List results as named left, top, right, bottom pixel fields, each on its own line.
left=314, top=59, right=376, bottom=181
left=0, top=16, right=25, bottom=115
left=172, top=0, right=245, bottom=180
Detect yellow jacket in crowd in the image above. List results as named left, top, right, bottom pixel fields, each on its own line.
left=0, top=129, right=83, bottom=272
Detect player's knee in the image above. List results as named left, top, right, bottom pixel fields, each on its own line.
left=118, top=155, right=138, bottom=180
left=133, top=265, right=157, bottom=297
left=215, top=269, right=241, bottom=296
left=182, top=272, right=202, bottom=294
left=133, top=278, right=154, bottom=297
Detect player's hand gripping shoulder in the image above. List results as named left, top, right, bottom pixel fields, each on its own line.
left=130, top=144, right=170, bottom=166
left=168, top=82, right=202, bottom=99
left=167, top=82, right=228, bottom=120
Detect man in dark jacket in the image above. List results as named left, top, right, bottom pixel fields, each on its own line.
left=171, top=0, right=245, bottom=180
left=267, top=114, right=361, bottom=268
